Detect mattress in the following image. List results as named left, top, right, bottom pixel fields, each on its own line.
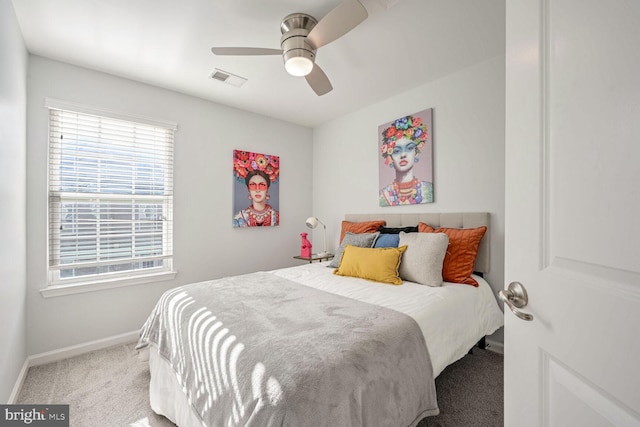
left=270, top=261, right=504, bottom=377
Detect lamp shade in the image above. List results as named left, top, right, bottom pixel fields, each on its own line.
left=305, top=216, right=320, bottom=229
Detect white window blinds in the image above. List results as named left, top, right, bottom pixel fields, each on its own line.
left=48, top=106, right=174, bottom=285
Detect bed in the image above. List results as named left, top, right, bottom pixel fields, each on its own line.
left=137, top=212, right=504, bottom=427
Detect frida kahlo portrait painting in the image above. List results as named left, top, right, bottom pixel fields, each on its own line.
left=232, top=150, right=280, bottom=227
left=378, top=109, right=434, bottom=206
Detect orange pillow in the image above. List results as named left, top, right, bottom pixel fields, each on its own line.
left=339, top=220, right=386, bottom=243
left=418, top=223, right=487, bottom=286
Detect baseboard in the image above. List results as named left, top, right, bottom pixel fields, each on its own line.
left=28, top=330, right=140, bottom=367
left=8, top=359, right=30, bottom=404
left=485, top=338, right=504, bottom=354
left=9, top=330, right=139, bottom=403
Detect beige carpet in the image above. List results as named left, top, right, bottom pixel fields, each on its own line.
left=17, top=342, right=503, bottom=426
left=17, top=343, right=173, bottom=427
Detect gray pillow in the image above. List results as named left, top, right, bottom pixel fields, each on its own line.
left=329, top=232, right=380, bottom=268
left=398, top=231, right=449, bottom=286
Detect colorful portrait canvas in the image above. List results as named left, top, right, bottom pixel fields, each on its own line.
left=232, top=150, right=280, bottom=227
left=378, top=109, right=434, bottom=206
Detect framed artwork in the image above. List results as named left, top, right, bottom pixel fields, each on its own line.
left=232, top=150, right=280, bottom=227
left=378, top=108, right=434, bottom=206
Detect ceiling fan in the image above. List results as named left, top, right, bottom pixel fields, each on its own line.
left=211, top=0, right=368, bottom=96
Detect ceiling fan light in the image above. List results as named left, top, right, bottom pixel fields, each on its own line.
left=285, top=56, right=314, bottom=77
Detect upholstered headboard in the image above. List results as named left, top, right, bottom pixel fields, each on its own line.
left=344, top=212, right=490, bottom=274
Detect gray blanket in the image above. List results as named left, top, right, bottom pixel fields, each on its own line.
left=137, top=271, right=438, bottom=426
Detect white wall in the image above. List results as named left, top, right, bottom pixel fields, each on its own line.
left=0, top=0, right=28, bottom=402
left=312, top=56, right=505, bottom=342
left=22, top=52, right=505, bottom=356
left=26, top=56, right=314, bottom=355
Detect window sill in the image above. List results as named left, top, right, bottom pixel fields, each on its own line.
left=40, top=270, right=178, bottom=298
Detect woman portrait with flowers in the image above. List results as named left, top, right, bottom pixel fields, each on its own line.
left=378, top=110, right=434, bottom=206
left=232, top=150, right=280, bottom=227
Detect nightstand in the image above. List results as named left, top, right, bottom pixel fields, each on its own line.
left=293, top=253, right=334, bottom=263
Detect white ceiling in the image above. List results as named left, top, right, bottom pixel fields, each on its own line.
left=11, top=0, right=504, bottom=128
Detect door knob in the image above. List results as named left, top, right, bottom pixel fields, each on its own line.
left=499, top=281, right=534, bottom=321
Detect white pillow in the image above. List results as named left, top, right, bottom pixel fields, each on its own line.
left=398, top=231, right=449, bottom=286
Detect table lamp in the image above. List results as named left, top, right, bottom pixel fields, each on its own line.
left=305, top=216, right=329, bottom=256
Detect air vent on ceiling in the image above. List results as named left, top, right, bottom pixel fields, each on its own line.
left=209, top=68, right=247, bottom=87
left=378, top=0, right=400, bottom=8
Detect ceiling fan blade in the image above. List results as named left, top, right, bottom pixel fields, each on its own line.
left=305, top=64, right=333, bottom=96
left=211, top=47, right=283, bottom=56
left=306, top=0, right=368, bottom=49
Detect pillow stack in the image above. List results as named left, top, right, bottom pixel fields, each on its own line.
left=327, top=219, right=487, bottom=288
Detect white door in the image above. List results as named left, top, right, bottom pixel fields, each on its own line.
left=504, top=0, right=640, bottom=426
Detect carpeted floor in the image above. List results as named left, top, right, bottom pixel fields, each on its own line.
left=418, top=348, right=503, bottom=427
left=17, top=343, right=502, bottom=426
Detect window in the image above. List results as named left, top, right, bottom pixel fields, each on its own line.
left=47, top=100, right=175, bottom=291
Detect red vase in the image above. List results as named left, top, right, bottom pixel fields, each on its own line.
left=300, top=232, right=312, bottom=258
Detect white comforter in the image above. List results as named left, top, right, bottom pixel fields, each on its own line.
left=270, top=262, right=504, bottom=377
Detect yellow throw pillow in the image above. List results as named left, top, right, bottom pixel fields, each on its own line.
left=333, top=245, right=407, bottom=285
